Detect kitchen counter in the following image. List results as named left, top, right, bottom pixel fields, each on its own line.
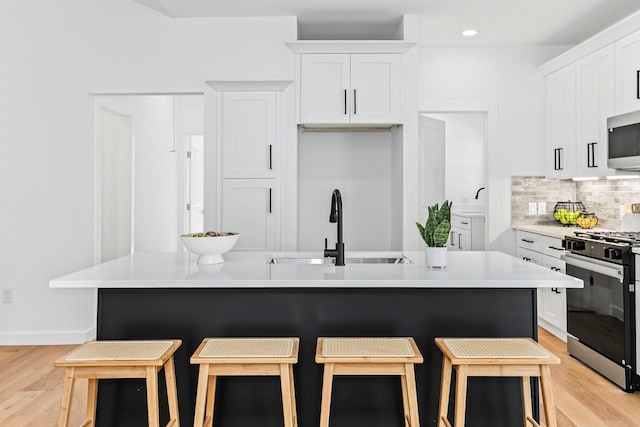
left=50, top=250, right=581, bottom=289
left=51, top=250, right=580, bottom=427
left=512, top=223, right=580, bottom=239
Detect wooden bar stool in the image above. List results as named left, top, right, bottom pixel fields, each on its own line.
left=190, top=337, right=299, bottom=427
left=435, top=337, right=560, bottom=427
left=315, top=337, right=423, bottom=427
left=54, top=339, right=181, bottom=427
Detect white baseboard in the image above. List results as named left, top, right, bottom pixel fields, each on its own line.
left=0, top=327, right=96, bottom=345
left=538, top=319, right=567, bottom=342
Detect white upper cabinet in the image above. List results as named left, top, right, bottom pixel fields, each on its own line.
left=615, top=29, right=640, bottom=115
left=300, top=53, right=402, bottom=125
left=546, top=64, right=576, bottom=179
left=221, top=91, right=277, bottom=179
left=575, top=45, right=616, bottom=177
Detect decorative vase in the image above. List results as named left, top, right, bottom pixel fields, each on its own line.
left=424, top=246, right=447, bottom=269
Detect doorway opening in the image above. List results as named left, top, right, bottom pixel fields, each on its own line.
left=94, top=94, right=204, bottom=262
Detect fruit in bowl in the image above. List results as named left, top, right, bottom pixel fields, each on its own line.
left=181, top=231, right=239, bottom=264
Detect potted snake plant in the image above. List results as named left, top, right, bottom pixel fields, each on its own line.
left=416, top=200, right=452, bottom=268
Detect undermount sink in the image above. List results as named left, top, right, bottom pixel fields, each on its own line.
left=269, top=256, right=412, bottom=265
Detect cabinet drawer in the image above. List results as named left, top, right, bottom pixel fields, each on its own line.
left=542, top=236, right=565, bottom=259
left=542, top=254, right=565, bottom=273
left=516, top=230, right=543, bottom=252
left=516, top=246, right=542, bottom=265
left=451, top=215, right=471, bottom=231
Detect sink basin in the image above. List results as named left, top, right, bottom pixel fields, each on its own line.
left=269, top=256, right=412, bottom=265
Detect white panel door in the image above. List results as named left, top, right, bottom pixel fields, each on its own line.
left=300, top=54, right=350, bottom=124
left=222, top=91, right=277, bottom=179
left=575, top=45, right=616, bottom=177
left=350, top=54, right=401, bottom=124
left=222, top=179, right=277, bottom=251
left=615, top=29, right=640, bottom=115
left=546, top=65, right=576, bottom=179
left=187, top=135, right=205, bottom=234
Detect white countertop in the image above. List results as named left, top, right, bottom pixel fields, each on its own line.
left=49, top=251, right=582, bottom=289
left=512, top=224, right=580, bottom=239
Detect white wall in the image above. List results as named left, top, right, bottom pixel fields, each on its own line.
left=418, top=46, right=569, bottom=253
left=0, top=0, right=296, bottom=344
left=297, top=131, right=394, bottom=251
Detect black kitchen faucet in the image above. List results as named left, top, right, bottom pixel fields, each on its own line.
left=324, top=189, right=345, bottom=266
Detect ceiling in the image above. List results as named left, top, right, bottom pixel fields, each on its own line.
left=132, top=0, right=640, bottom=46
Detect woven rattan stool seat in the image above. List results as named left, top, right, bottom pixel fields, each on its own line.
left=63, top=340, right=174, bottom=362
left=191, top=337, right=299, bottom=427
left=322, top=337, right=415, bottom=358
left=54, top=339, right=181, bottom=427
left=442, top=338, right=550, bottom=359
left=200, top=338, right=294, bottom=358
left=435, top=337, right=560, bottom=427
left=315, top=337, right=423, bottom=427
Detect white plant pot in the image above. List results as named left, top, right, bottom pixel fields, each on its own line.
left=424, top=246, right=447, bottom=269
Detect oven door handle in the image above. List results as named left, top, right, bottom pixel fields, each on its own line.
left=562, top=253, right=624, bottom=282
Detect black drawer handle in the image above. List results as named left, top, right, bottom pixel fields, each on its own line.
left=344, top=89, right=347, bottom=114
left=637, top=70, right=640, bottom=100
left=269, top=188, right=272, bottom=213
left=521, top=239, right=534, bottom=244
left=269, top=145, right=273, bottom=170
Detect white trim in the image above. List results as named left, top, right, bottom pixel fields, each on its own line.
left=0, top=327, right=96, bottom=345
left=286, top=40, right=415, bottom=54
left=206, top=81, right=293, bottom=91
left=538, top=10, right=640, bottom=76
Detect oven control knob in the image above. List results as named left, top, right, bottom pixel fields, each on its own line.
left=604, top=248, right=622, bottom=260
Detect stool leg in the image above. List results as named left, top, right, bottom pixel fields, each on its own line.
left=400, top=374, right=410, bottom=427
left=437, top=357, right=452, bottom=427
left=279, top=364, right=294, bottom=427
left=288, top=364, right=298, bottom=427
left=521, top=376, right=533, bottom=427
left=539, top=365, right=558, bottom=427
left=453, top=365, right=468, bottom=427
left=164, top=356, right=180, bottom=426
left=146, top=366, right=160, bottom=427
left=86, top=378, right=98, bottom=427
left=319, top=363, right=334, bottom=427
left=404, top=363, right=420, bottom=427
left=193, top=364, right=210, bottom=427
left=58, top=367, right=76, bottom=427
left=204, top=375, right=216, bottom=427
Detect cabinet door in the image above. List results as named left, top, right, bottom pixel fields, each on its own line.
left=300, top=54, right=350, bottom=124
left=222, top=91, right=277, bottom=179
left=456, top=228, right=472, bottom=251
left=540, top=287, right=567, bottom=333
left=350, top=54, right=402, bottom=124
left=546, top=65, right=576, bottom=178
left=615, top=29, right=640, bottom=115
left=575, top=45, right=616, bottom=177
left=221, top=179, right=277, bottom=251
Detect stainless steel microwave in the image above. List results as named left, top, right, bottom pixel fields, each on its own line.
left=608, top=110, right=640, bottom=170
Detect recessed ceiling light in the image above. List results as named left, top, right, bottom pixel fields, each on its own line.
left=462, top=29, right=478, bottom=37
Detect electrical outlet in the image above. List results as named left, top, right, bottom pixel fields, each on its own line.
left=537, top=202, right=547, bottom=215
left=2, top=288, right=12, bottom=304
left=528, top=202, right=537, bottom=215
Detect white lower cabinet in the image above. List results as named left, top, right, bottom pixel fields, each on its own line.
left=449, top=214, right=485, bottom=251
left=515, top=230, right=567, bottom=340
left=222, top=179, right=278, bottom=251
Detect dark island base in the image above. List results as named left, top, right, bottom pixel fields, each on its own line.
left=96, top=287, right=539, bottom=427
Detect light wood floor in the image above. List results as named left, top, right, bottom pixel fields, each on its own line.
left=1, top=329, right=639, bottom=426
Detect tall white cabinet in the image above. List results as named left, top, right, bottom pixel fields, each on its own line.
left=212, top=83, right=290, bottom=251
left=546, top=65, right=576, bottom=179
left=615, top=29, right=640, bottom=115
left=300, top=53, right=402, bottom=125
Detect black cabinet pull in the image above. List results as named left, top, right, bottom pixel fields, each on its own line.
left=344, top=89, right=347, bottom=114
left=637, top=70, right=640, bottom=100
left=587, top=142, right=597, bottom=168
left=269, top=145, right=273, bottom=170
left=521, top=239, right=534, bottom=244
left=269, top=188, right=272, bottom=213
left=554, top=147, right=563, bottom=171
left=458, top=234, right=462, bottom=249
left=353, top=89, right=357, bottom=115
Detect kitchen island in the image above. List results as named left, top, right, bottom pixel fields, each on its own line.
left=51, top=251, right=582, bottom=427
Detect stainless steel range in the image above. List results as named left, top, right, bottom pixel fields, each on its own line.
left=564, top=230, right=637, bottom=392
